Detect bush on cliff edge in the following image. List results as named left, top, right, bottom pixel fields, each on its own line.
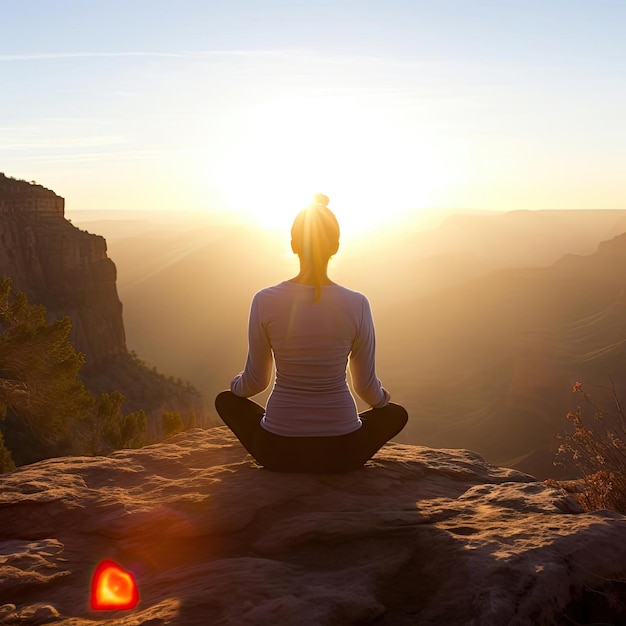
left=80, top=391, right=146, bottom=455
left=555, top=381, right=626, bottom=514
left=0, top=404, right=15, bottom=473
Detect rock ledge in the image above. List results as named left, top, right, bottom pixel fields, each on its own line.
left=1, top=427, right=625, bottom=625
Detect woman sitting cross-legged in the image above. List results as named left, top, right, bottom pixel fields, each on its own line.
left=215, top=193, right=408, bottom=473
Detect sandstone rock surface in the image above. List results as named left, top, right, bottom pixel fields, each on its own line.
left=1, top=427, right=625, bottom=625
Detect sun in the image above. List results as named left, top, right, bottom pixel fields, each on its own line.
left=205, top=97, right=456, bottom=237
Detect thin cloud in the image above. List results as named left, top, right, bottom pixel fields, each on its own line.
left=1, top=137, right=127, bottom=150
left=5, top=148, right=188, bottom=163
left=0, top=50, right=291, bottom=62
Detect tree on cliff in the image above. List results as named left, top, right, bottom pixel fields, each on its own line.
left=0, top=277, right=92, bottom=458
left=0, top=277, right=146, bottom=468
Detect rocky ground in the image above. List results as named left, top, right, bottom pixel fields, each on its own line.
left=1, top=427, right=625, bottom=625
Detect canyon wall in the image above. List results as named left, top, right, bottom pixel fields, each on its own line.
left=0, top=173, right=126, bottom=367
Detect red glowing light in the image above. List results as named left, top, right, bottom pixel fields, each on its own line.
left=90, top=559, right=139, bottom=610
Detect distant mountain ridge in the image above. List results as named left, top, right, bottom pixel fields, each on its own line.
left=391, top=230, right=626, bottom=477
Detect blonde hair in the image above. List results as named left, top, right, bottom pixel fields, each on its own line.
left=291, top=194, right=340, bottom=301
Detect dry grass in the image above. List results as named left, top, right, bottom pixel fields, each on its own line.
left=554, top=380, right=626, bottom=514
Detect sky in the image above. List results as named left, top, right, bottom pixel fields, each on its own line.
left=1, top=0, right=625, bottom=232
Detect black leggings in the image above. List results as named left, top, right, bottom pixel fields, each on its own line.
left=215, top=390, right=408, bottom=473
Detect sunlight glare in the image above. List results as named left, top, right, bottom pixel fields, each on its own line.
left=206, top=97, right=458, bottom=237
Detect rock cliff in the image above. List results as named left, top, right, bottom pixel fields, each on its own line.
left=0, top=174, right=212, bottom=445
left=1, top=428, right=625, bottom=625
left=0, top=174, right=126, bottom=367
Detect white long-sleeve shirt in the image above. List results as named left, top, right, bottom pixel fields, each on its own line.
left=230, top=281, right=390, bottom=436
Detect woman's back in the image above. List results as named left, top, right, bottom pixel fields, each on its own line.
left=232, top=280, right=388, bottom=436
left=262, top=281, right=362, bottom=391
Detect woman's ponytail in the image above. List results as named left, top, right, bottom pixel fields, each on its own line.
left=291, top=194, right=340, bottom=302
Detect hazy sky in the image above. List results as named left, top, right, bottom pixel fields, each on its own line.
left=1, top=1, right=625, bottom=231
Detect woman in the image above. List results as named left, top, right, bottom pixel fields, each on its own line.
left=215, top=194, right=408, bottom=473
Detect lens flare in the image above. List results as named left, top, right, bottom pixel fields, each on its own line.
left=90, top=559, right=139, bottom=610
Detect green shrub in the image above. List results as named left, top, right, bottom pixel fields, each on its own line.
left=162, top=411, right=185, bottom=438
left=555, top=380, right=626, bottom=514
left=80, top=391, right=146, bottom=455
left=117, top=410, right=147, bottom=449
left=0, top=429, right=15, bottom=473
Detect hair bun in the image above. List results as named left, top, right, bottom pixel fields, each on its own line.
left=312, top=193, right=329, bottom=208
